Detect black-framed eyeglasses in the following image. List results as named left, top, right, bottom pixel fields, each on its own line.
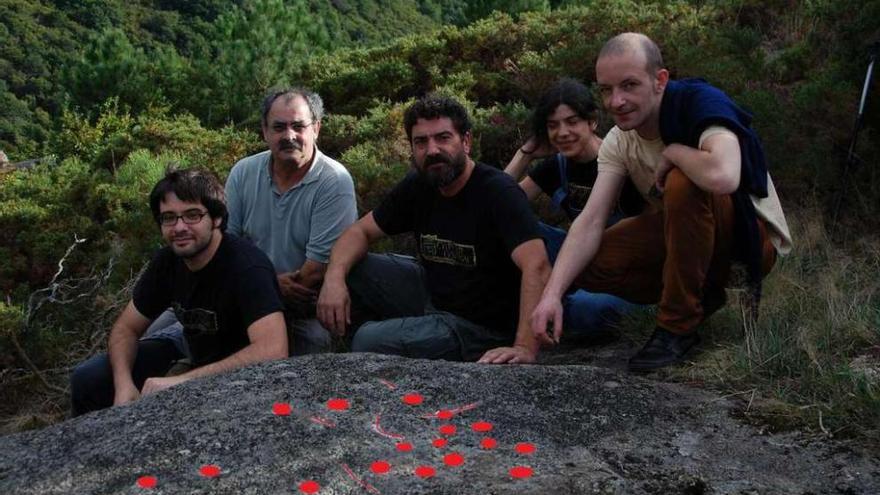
left=158, top=209, right=209, bottom=226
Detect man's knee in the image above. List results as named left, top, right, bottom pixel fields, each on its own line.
left=663, top=168, right=706, bottom=212
left=351, top=322, right=396, bottom=353
left=288, top=318, right=332, bottom=356
left=70, top=354, right=112, bottom=416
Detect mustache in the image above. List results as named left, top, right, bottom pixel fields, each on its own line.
left=423, top=153, right=451, bottom=166
left=279, top=140, right=303, bottom=151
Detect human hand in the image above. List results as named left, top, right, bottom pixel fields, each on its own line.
left=113, top=381, right=140, bottom=406
left=277, top=271, right=317, bottom=305
left=141, top=375, right=189, bottom=396
left=530, top=295, right=563, bottom=346
left=519, top=136, right=555, bottom=159
left=316, top=279, right=350, bottom=336
left=655, top=152, right=676, bottom=194
left=476, top=345, right=537, bottom=364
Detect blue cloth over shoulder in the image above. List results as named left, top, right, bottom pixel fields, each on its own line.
left=659, top=78, right=768, bottom=289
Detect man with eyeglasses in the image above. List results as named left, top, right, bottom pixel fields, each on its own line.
left=225, top=87, right=357, bottom=355
left=70, top=168, right=288, bottom=416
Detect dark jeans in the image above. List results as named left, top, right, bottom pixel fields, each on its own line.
left=347, top=253, right=510, bottom=362
left=539, top=222, right=636, bottom=336
left=69, top=338, right=183, bottom=417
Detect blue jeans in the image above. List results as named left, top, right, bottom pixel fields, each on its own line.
left=347, top=253, right=510, bottom=361
left=539, top=222, right=636, bottom=338
left=70, top=340, right=183, bottom=417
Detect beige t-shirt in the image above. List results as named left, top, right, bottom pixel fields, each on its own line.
left=598, top=125, right=792, bottom=255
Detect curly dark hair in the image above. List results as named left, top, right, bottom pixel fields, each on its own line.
left=403, top=94, right=473, bottom=141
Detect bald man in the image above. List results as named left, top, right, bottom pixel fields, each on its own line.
left=531, top=32, right=792, bottom=371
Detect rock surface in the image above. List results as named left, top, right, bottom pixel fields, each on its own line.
left=0, top=353, right=878, bottom=494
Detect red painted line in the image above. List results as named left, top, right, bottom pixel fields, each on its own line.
left=341, top=463, right=382, bottom=494
left=373, top=413, right=405, bottom=440
left=309, top=416, right=337, bottom=428
left=421, top=401, right=481, bottom=419
left=378, top=379, right=397, bottom=390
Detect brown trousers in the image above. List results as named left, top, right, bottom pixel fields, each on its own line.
left=574, top=169, right=776, bottom=334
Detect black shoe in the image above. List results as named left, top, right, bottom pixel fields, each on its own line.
left=628, top=327, right=701, bottom=372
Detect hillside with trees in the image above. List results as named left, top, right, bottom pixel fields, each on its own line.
left=0, top=0, right=878, bottom=446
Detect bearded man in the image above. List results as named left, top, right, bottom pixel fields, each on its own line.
left=317, top=95, right=552, bottom=364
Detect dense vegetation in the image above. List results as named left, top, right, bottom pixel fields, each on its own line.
left=1, top=0, right=878, bottom=445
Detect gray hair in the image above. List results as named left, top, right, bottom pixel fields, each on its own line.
left=261, top=87, right=324, bottom=126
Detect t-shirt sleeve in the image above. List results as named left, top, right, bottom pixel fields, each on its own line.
left=372, top=171, right=420, bottom=236
left=306, top=170, right=358, bottom=263
left=698, top=125, right=738, bottom=149
left=132, top=250, right=173, bottom=320
left=224, top=162, right=245, bottom=237
left=526, top=156, right=562, bottom=196
left=232, top=262, right=285, bottom=330
left=487, top=175, right=542, bottom=255
left=597, top=126, right=629, bottom=177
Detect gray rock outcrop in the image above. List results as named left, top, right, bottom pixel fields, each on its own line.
left=1, top=353, right=877, bottom=494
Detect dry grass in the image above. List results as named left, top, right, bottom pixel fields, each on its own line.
left=660, top=207, right=880, bottom=445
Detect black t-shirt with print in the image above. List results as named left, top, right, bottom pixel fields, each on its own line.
left=528, top=155, right=644, bottom=220
left=133, top=234, right=284, bottom=366
left=373, top=164, right=540, bottom=335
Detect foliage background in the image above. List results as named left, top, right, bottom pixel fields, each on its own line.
left=0, top=0, right=878, bottom=443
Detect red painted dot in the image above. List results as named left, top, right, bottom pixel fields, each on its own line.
left=299, top=480, right=320, bottom=493
left=272, top=402, right=291, bottom=416
left=480, top=437, right=498, bottom=449
left=396, top=442, right=413, bottom=452
left=199, top=464, right=221, bottom=478
left=402, top=393, right=424, bottom=406
left=436, top=410, right=454, bottom=420
left=443, top=452, right=464, bottom=467
left=510, top=466, right=534, bottom=479
left=414, top=465, right=436, bottom=479
left=326, top=398, right=350, bottom=411
left=432, top=438, right=448, bottom=448
left=515, top=442, right=536, bottom=455
left=471, top=421, right=493, bottom=432
left=370, top=460, right=391, bottom=474
left=136, top=476, right=157, bottom=489
left=438, top=424, right=456, bottom=436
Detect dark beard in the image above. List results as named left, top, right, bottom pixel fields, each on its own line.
left=414, top=151, right=466, bottom=188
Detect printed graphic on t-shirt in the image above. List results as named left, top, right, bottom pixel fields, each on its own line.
left=566, top=184, right=592, bottom=211
left=419, top=234, right=477, bottom=267
left=174, top=303, right=220, bottom=364
left=174, top=304, right=219, bottom=337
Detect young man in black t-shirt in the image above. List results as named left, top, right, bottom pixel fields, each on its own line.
left=504, top=79, right=643, bottom=341
left=70, top=168, right=287, bottom=416
left=317, top=96, right=551, bottom=363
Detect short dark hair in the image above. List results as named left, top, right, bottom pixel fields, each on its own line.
left=598, top=32, right=664, bottom=75
left=403, top=95, right=473, bottom=141
left=531, top=78, right=598, bottom=147
left=261, top=87, right=324, bottom=127
left=149, top=166, right=228, bottom=231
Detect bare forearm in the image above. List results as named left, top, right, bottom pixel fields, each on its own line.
left=294, top=259, right=327, bottom=289
left=514, top=261, right=551, bottom=353
left=543, top=216, right=603, bottom=300
left=108, top=328, right=138, bottom=386
left=662, top=143, right=739, bottom=194
left=180, top=342, right=285, bottom=381
left=504, top=149, right=533, bottom=180
left=324, top=227, right=371, bottom=284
